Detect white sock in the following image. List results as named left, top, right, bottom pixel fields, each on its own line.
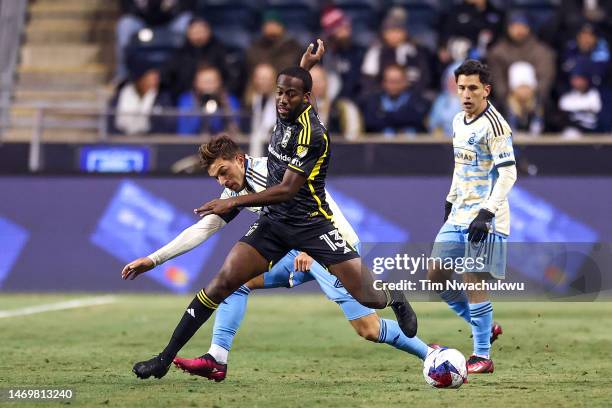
left=208, top=344, right=229, bottom=364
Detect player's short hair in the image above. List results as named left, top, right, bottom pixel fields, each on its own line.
left=277, top=66, right=312, bottom=93
left=454, top=59, right=491, bottom=85
left=198, top=135, right=242, bottom=169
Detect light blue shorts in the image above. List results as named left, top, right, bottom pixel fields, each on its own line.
left=430, top=223, right=507, bottom=279
left=263, top=245, right=375, bottom=321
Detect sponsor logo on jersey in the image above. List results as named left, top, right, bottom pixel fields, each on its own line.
left=498, top=151, right=511, bottom=159
left=281, top=128, right=292, bottom=148
left=454, top=147, right=477, bottom=165
left=290, top=157, right=303, bottom=167
left=268, top=144, right=292, bottom=163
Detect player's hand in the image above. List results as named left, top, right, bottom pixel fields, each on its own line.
left=299, top=39, right=325, bottom=71
left=194, top=197, right=235, bottom=217
left=121, top=257, right=154, bottom=280
left=467, top=209, right=495, bottom=242
left=294, top=252, right=314, bottom=272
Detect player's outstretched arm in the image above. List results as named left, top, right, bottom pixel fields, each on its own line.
left=300, top=39, right=325, bottom=71
left=121, top=214, right=228, bottom=280
left=121, top=257, right=154, bottom=280
left=195, top=170, right=305, bottom=217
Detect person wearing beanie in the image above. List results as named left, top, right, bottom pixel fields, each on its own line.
left=560, top=22, right=610, bottom=89
left=558, top=61, right=602, bottom=136
left=505, top=62, right=544, bottom=135
left=320, top=6, right=366, bottom=101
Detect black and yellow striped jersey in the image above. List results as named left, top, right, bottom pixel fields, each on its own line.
left=264, top=104, right=333, bottom=227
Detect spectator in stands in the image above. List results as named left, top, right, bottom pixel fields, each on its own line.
left=362, top=7, right=431, bottom=94
left=542, top=0, right=612, bottom=50
left=116, top=0, right=194, bottom=80
left=488, top=13, right=556, bottom=109
left=438, top=0, right=505, bottom=63
left=361, top=64, right=430, bottom=136
left=310, top=65, right=363, bottom=140
left=244, top=63, right=277, bottom=156
left=176, top=64, right=240, bottom=135
left=505, top=62, right=544, bottom=136
left=110, top=64, right=174, bottom=135
left=245, top=10, right=302, bottom=75
left=428, top=62, right=462, bottom=138
left=560, top=22, right=610, bottom=89
left=163, top=17, right=227, bottom=101
left=320, top=7, right=365, bottom=101
left=558, top=61, right=602, bottom=137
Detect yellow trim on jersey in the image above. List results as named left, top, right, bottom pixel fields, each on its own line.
left=307, top=133, right=332, bottom=220
left=308, top=133, right=328, bottom=181
left=197, top=289, right=218, bottom=309
left=297, top=105, right=312, bottom=145
left=288, top=163, right=305, bottom=173
left=297, top=115, right=306, bottom=145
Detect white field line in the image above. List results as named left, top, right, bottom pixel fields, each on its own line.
left=0, top=296, right=117, bottom=319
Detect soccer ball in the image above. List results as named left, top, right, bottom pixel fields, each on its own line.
left=423, top=348, right=467, bottom=389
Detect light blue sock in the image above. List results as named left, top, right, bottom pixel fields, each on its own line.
left=378, top=318, right=429, bottom=360
left=440, top=289, right=471, bottom=323
left=211, top=285, right=251, bottom=352
left=469, top=301, right=493, bottom=358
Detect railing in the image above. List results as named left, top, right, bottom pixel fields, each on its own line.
left=2, top=103, right=612, bottom=173
left=0, top=0, right=28, bottom=140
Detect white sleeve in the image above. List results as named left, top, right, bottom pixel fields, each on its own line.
left=146, top=215, right=226, bottom=266
left=482, top=165, right=517, bottom=214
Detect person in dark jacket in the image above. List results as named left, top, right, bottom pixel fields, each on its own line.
left=162, top=17, right=228, bottom=101
left=361, top=64, right=430, bottom=136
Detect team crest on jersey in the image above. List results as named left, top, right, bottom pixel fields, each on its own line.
left=281, top=128, right=292, bottom=148
left=296, top=145, right=308, bottom=158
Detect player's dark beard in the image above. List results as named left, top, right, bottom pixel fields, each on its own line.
left=286, top=102, right=307, bottom=123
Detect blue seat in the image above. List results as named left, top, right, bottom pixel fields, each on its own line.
left=214, top=27, right=253, bottom=50
left=125, top=27, right=184, bottom=68
left=197, top=0, right=260, bottom=31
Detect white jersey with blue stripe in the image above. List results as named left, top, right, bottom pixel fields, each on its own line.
left=447, top=102, right=516, bottom=236
left=222, top=155, right=359, bottom=246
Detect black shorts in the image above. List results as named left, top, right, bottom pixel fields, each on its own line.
left=239, top=215, right=360, bottom=268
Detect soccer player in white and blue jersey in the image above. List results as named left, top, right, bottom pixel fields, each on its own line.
left=428, top=60, right=517, bottom=374
left=123, top=136, right=433, bottom=381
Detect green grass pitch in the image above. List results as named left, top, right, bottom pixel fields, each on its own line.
left=1, top=294, right=611, bottom=407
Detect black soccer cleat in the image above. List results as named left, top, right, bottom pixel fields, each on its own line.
left=389, top=290, right=418, bottom=338
left=132, top=355, right=171, bottom=379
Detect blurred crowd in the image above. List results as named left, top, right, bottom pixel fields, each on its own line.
left=110, top=0, right=612, bottom=139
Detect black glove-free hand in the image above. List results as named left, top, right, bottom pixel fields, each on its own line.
left=468, top=209, right=495, bottom=242
left=444, top=201, right=453, bottom=222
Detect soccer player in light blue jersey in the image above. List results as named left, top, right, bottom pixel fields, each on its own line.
left=428, top=60, right=517, bottom=374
